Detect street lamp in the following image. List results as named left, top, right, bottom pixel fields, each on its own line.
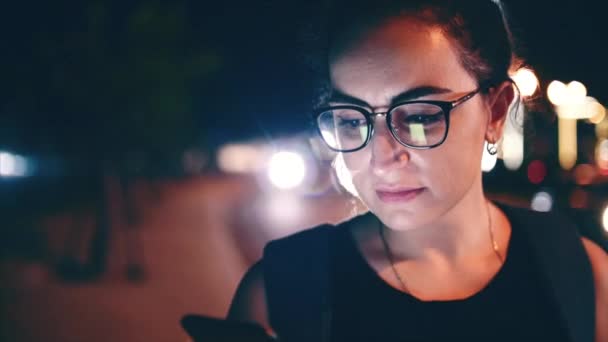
left=267, top=151, right=307, bottom=190
left=512, top=68, right=539, bottom=97
left=547, top=80, right=588, bottom=170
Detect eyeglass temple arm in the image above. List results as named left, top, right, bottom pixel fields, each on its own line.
left=451, top=89, right=481, bottom=108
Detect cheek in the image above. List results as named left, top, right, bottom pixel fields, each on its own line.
left=447, top=104, right=487, bottom=155
left=428, top=154, right=465, bottom=191
left=428, top=115, right=486, bottom=190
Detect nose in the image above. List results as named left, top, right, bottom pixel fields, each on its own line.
left=369, top=115, right=410, bottom=177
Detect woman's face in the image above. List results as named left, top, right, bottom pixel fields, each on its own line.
left=329, top=18, right=493, bottom=230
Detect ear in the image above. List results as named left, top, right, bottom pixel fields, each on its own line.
left=485, top=81, right=516, bottom=142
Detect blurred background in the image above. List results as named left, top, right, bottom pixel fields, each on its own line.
left=0, top=0, right=607, bottom=341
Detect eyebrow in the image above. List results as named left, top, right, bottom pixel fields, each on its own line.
left=328, top=85, right=454, bottom=108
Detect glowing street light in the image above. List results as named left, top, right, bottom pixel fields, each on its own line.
left=558, top=117, right=577, bottom=170
left=512, top=68, right=539, bottom=97
left=547, top=81, right=568, bottom=106
left=531, top=191, right=553, bottom=212
left=217, top=143, right=264, bottom=174
left=568, top=82, right=588, bottom=104
left=547, top=81, right=587, bottom=108
left=596, top=117, right=608, bottom=139
left=502, top=112, right=524, bottom=171
left=0, top=151, right=31, bottom=178
left=548, top=80, right=589, bottom=170
left=586, top=97, right=606, bottom=124
left=596, top=139, right=608, bottom=175
left=267, top=151, right=307, bottom=190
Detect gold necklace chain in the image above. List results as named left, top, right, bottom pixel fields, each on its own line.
left=486, top=200, right=505, bottom=263
left=378, top=221, right=410, bottom=293
left=378, top=200, right=504, bottom=293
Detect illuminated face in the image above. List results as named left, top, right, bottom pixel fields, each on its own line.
left=329, top=18, right=490, bottom=230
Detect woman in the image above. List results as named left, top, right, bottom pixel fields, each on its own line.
left=227, top=1, right=607, bottom=341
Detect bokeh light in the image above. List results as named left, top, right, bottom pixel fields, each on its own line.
left=557, top=96, right=605, bottom=120
left=267, top=151, right=306, bottom=190
left=596, top=139, right=608, bottom=175
left=502, top=112, right=524, bottom=171
left=531, top=191, right=553, bottom=212
left=217, top=144, right=264, bottom=174
left=569, top=188, right=589, bottom=209
left=547, top=80, right=567, bottom=106
left=512, top=68, right=539, bottom=97
left=573, top=164, right=596, bottom=185
left=0, top=151, right=30, bottom=177
left=586, top=97, right=606, bottom=124
left=548, top=81, right=588, bottom=115
left=558, top=117, right=577, bottom=170
left=0, top=152, right=17, bottom=176
left=565, top=81, right=587, bottom=105
left=264, top=193, right=303, bottom=229
left=596, top=117, right=608, bottom=139
left=527, top=160, right=547, bottom=184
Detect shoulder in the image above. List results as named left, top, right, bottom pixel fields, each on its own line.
left=582, top=237, right=608, bottom=300
left=581, top=237, right=608, bottom=342
left=581, top=237, right=608, bottom=275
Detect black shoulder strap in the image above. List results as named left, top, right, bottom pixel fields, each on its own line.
left=263, top=225, right=333, bottom=342
left=499, top=203, right=596, bottom=342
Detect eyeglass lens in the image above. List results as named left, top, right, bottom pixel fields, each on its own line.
left=317, top=103, right=447, bottom=151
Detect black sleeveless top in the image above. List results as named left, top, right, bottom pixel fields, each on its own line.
left=328, top=215, right=570, bottom=342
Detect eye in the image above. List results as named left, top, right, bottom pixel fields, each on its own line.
left=403, top=113, right=443, bottom=125
left=391, top=103, right=445, bottom=127
left=337, top=117, right=366, bottom=128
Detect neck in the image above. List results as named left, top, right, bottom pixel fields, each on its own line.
left=380, top=178, right=496, bottom=264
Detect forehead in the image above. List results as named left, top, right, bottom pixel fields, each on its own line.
left=329, top=18, right=476, bottom=105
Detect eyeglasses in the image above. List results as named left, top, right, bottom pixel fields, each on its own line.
left=313, top=88, right=482, bottom=153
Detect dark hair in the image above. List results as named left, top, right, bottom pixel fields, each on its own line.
left=304, top=0, right=525, bottom=109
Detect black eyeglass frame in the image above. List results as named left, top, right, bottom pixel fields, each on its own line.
left=312, top=88, right=483, bottom=153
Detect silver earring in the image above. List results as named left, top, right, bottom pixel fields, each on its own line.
left=487, top=141, right=498, bottom=155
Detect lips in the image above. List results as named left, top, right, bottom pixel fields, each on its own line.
left=375, top=187, right=425, bottom=203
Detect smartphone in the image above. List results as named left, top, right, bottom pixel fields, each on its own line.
left=181, top=314, right=276, bottom=342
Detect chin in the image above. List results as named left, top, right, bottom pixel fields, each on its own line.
left=380, top=210, right=431, bottom=231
